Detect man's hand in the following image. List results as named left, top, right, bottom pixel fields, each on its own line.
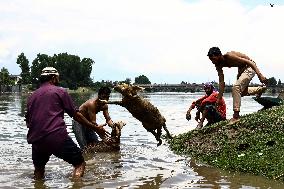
left=259, top=76, right=268, bottom=85
left=96, top=123, right=113, bottom=145
left=186, top=110, right=191, bottom=120
left=95, top=124, right=110, bottom=139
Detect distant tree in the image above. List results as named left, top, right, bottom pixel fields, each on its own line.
left=55, top=53, right=81, bottom=89
left=30, top=53, right=55, bottom=87
left=16, top=53, right=31, bottom=84
left=0, top=67, right=12, bottom=85
left=30, top=53, right=95, bottom=89
left=267, top=77, right=277, bottom=86
left=123, top=78, right=132, bottom=84
left=134, top=75, right=151, bottom=84
left=55, top=53, right=94, bottom=89
left=80, top=58, right=94, bottom=86
left=278, top=79, right=282, bottom=86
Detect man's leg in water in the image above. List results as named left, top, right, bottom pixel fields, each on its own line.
left=73, top=161, right=86, bottom=178
left=34, top=166, right=45, bottom=180
left=32, top=144, right=50, bottom=180
left=54, top=136, right=86, bottom=178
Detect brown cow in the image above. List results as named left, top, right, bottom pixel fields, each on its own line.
left=82, top=121, right=126, bottom=154
left=106, top=83, right=173, bottom=146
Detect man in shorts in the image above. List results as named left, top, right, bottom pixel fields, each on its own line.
left=25, top=67, right=109, bottom=179
left=72, top=86, right=114, bottom=149
left=186, top=82, right=226, bottom=129
left=207, top=47, right=268, bottom=124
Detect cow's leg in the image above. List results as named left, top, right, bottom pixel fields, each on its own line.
left=143, top=123, right=163, bottom=146
left=163, top=124, right=173, bottom=139
left=148, top=129, right=162, bottom=146
left=156, top=128, right=162, bottom=146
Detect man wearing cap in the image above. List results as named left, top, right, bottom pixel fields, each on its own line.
left=186, top=82, right=226, bottom=129
left=207, top=47, right=268, bottom=124
left=25, top=67, right=109, bottom=179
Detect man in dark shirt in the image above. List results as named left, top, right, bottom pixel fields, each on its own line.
left=25, top=67, right=109, bottom=179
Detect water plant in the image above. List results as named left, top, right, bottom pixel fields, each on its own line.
left=168, top=105, right=284, bottom=181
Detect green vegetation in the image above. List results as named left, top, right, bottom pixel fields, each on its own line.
left=168, top=104, right=284, bottom=181
left=30, top=53, right=94, bottom=90
left=15, top=52, right=95, bottom=90
left=134, top=75, right=151, bottom=84
left=16, top=53, right=31, bottom=84
left=13, top=52, right=155, bottom=91
left=0, top=67, right=12, bottom=86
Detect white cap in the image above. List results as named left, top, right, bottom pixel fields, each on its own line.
left=41, top=67, right=59, bottom=76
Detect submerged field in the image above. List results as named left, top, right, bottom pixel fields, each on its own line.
left=169, top=104, right=284, bottom=181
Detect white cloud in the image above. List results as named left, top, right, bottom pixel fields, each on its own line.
left=0, top=0, right=283, bottom=83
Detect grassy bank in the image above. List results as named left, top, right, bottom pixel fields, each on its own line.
left=168, top=104, right=284, bottom=181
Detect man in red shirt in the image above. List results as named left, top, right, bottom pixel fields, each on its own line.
left=186, top=82, right=226, bottom=129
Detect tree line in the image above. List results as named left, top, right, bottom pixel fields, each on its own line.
left=1, top=52, right=152, bottom=91
left=16, top=52, right=94, bottom=90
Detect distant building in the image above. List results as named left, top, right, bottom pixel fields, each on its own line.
left=9, top=75, right=22, bottom=85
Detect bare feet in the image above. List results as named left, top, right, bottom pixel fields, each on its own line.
left=228, top=117, right=240, bottom=125
left=196, top=123, right=203, bottom=129
left=73, top=161, right=86, bottom=178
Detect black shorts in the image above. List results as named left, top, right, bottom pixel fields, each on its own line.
left=32, top=136, right=84, bottom=168
left=205, top=105, right=225, bottom=124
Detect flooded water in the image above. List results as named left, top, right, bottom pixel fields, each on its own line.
left=1, top=91, right=284, bottom=189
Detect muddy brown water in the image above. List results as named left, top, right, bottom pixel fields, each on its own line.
left=0, top=92, right=283, bottom=188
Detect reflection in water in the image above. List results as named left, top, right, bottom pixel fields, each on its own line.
left=1, top=92, right=284, bottom=188
left=188, top=159, right=224, bottom=188
left=137, top=174, right=163, bottom=189
left=33, top=180, right=48, bottom=189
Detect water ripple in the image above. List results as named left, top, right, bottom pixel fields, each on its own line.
left=0, top=93, right=283, bottom=189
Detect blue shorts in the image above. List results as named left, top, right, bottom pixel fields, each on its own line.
left=32, top=135, right=84, bottom=168
left=72, top=120, right=99, bottom=149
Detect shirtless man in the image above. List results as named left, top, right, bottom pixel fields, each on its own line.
left=207, top=47, right=268, bottom=124
left=72, top=86, right=114, bottom=149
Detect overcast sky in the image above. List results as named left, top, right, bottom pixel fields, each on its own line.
left=1, top=0, right=283, bottom=84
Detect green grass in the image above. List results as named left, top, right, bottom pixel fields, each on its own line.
left=168, top=105, right=284, bottom=181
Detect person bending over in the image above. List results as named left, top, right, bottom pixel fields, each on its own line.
left=207, top=47, right=267, bottom=124
left=72, top=86, right=114, bottom=149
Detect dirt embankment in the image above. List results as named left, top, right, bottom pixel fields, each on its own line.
left=169, top=105, right=284, bottom=181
